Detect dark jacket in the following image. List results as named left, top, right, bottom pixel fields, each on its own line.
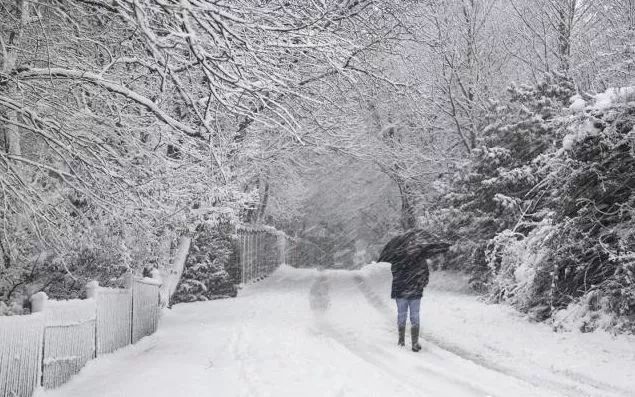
left=388, top=248, right=429, bottom=299
left=378, top=231, right=450, bottom=299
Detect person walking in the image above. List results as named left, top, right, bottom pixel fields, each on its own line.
left=378, top=231, right=449, bottom=352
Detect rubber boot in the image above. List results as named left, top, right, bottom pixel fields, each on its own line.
left=411, top=325, right=421, bottom=352
left=398, top=326, right=406, bottom=347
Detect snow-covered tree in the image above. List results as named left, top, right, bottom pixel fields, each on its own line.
left=172, top=223, right=237, bottom=303
left=0, top=0, right=404, bottom=308
left=429, top=73, right=575, bottom=285
left=544, top=88, right=635, bottom=330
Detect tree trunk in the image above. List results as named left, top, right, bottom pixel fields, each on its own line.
left=1, top=0, right=28, bottom=157
left=243, top=176, right=270, bottom=224
left=556, top=1, right=576, bottom=73
left=397, top=178, right=417, bottom=231
left=256, top=180, right=270, bottom=223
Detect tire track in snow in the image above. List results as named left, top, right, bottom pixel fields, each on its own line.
left=353, top=274, right=631, bottom=397
left=309, top=274, right=495, bottom=397
left=309, top=274, right=331, bottom=313
left=230, top=323, right=258, bottom=397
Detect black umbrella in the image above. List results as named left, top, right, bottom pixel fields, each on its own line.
left=377, top=230, right=417, bottom=263
left=378, top=230, right=450, bottom=264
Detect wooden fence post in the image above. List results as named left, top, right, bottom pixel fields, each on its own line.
left=86, top=281, right=99, bottom=359
left=241, top=232, right=246, bottom=283
left=86, top=280, right=99, bottom=299
left=126, top=272, right=135, bottom=345
left=249, top=231, right=254, bottom=282
left=246, top=231, right=250, bottom=283
left=30, top=291, right=48, bottom=313
left=151, top=269, right=162, bottom=306
left=256, top=232, right=260, bottom=280
left=151, top=269, right=162, bottom=282
left=30, top=292, right=47, bottom=389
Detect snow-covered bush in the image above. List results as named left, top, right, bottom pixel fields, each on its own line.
left=0, top=208, right=180, bottom=314
left=426, top=74, right=635, bottom=332
left=172, top=223, right=238, bottom=304
left=551, top=290, right=633, bottom=334
left=486, top=221, right=556, bottom=313
left=543, top=92, right=635, bottom=331
left=0, top=300, right=26, bottom=316
left=426, top=73, right=573, bottom=287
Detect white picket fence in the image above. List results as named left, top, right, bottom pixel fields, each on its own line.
left=0, top=276, right=162, bottom=397
left=0, top=314, right=43, bottom=397
left=1, top=225, right=292, bottom=397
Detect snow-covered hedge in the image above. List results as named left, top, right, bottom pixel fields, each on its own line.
left=426, top=75, right=635, bottom=333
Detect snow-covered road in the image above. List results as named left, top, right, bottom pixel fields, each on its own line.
left=37, top=264, right=635, bottom=397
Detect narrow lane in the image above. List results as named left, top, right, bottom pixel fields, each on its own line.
left=37, top=265, right=633, bottom=397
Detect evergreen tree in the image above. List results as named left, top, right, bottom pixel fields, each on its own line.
left=172, top=224, right=238, bottom=304
left=433, top=73, right=575, bottom=287
left=545, top=91, right=635, bottom=330
left=435, top=79, right=635, bottom=332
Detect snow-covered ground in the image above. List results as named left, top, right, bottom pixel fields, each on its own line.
left=37, top=263, right=635, bottom=397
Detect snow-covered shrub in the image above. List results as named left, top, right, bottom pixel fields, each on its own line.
left=545, top=95, right=635, bottom=330
left=0, top=195, right=185, bottom=314
left=425, top=74, right=635, bottom=332
left=487, top=84, right=635, bottom=331
left=426, top=73, right=573, bottom=286
left=486, top=222, right=556, bottom=313
left=172, top=223, right=238, bottom=304
left=551, top=290, right=633, bottom=334
left=0, top=300, right=26, bottom=316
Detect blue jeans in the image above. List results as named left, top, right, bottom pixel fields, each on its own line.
left=395, top=298, right=421, bottom=328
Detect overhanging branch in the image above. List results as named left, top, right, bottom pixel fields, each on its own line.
left=17, top=67, right=201, bottom=138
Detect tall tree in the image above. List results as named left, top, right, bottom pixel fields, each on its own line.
left=0, top=0, right=405, bottom=304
